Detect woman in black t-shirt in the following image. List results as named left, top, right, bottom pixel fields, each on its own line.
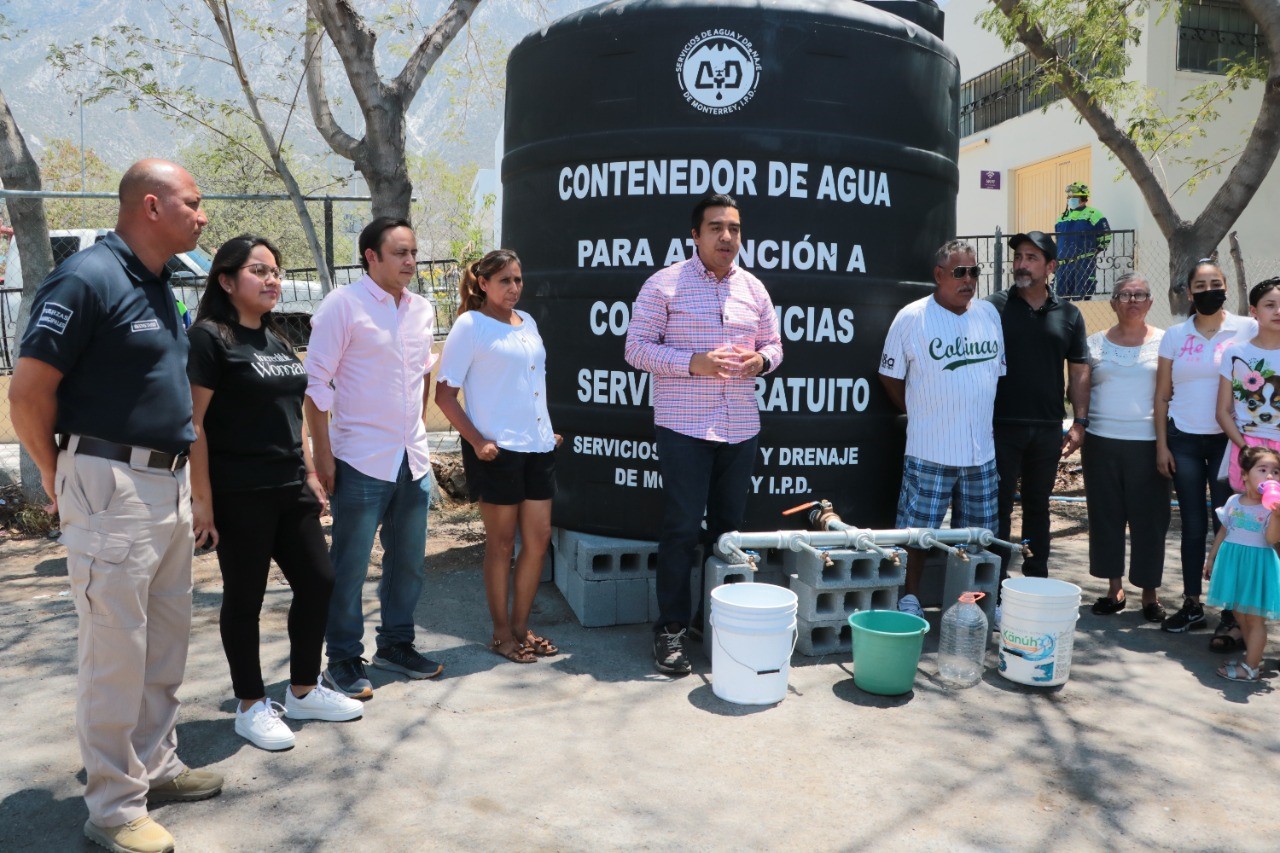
left=188, top=235, right=362, bottom=752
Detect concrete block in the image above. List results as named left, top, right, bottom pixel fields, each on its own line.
left=795, top=615, right=853, bottom=657
left=555, top=528, right=659, bottom=580
left=939, top=549, right=1001, bottom=626
left=554, top=566, right=651, bottom=628
left=782, top=548, right=905, bottom=590
left=789, top=577, right=898, bottom=623
left=915, top=548, right=1000, bottom=624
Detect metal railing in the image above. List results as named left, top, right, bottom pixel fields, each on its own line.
left=956, top=228, right=1137, bottom=300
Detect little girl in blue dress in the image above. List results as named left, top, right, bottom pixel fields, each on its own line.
left=1204, top=445, right=1280, bottom=682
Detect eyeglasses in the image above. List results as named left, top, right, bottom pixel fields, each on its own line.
left=1113, top=292, right=1151, bottom=303
left=947, top=264, right=982, bottom=279
left=240, top=263, right=283, bottom=281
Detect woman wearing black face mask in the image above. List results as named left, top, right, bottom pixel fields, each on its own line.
left=1155, top=260, right=1256, bottom=641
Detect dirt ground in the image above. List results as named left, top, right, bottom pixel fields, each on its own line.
left=4, top=455, right=1280, bottom=851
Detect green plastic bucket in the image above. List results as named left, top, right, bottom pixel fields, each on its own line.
left=847, top=610, right=930, bottom=695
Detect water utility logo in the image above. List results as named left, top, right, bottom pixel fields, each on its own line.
left=928, top=335, right=1000, bottom=371
left=676, top=30, right=760, bottom=115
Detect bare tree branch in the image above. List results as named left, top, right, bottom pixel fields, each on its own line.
left=392, top=1, right=481, bottom=103
left=302, top=10, right=361, bottom=161
left=204, top=0, right=332, bottom=292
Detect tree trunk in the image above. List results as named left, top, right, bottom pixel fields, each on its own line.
left=1165, top=228, right=1224, bottom=317
left=361, top=102, right=413, bottom=221
left=0, top=87, right=55, bottom=503
left=1228, top=231, right=1248, bottom=315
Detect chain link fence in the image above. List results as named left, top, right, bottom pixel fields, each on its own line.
left=0, top=190, right=465, bottom=476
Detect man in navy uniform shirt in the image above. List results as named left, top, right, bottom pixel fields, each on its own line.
left=10, top=160, right=223, bottom=853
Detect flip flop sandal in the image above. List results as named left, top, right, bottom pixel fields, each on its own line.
left=490, top=638, right=536, bottom=664
left=1218, top=660, right=1261, bottom=682
left=524, top=632, right=559, bottom=657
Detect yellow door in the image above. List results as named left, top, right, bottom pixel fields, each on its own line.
left=1013, top=147, right=1092, bottom=233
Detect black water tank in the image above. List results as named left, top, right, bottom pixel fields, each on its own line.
left=503, top=0, right=959, bottom=538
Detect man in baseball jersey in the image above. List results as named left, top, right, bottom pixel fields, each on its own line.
left=879, top=240, right=1006, bottom=617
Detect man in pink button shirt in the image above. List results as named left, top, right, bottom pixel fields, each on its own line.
left=304, top=217, right=443, bottom=698
left=625, top=194, right=783, bottom=674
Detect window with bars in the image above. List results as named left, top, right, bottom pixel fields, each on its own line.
left=1178, top=0, right=1263, bottom=73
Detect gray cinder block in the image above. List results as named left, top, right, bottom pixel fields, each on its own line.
left=795, top=615, right=853, bottom=657
left=789, top=577, right=898, bottom=623
left=556, top=528, right=660, bottom=580
left=783, top=548, right=905, bottom=590
left=554, top=565, right=651, bottom=628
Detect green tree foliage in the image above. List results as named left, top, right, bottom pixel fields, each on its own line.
left=979, top=0, right=1280, bottom=312
left=38, top=138, right=120, bottom=229
left=409, top=153, right=492, bottom=263
left=179, top=119, right=351, bottom=267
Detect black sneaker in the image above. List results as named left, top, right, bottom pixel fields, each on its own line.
left=1162, top=598, right=1207, bottom=633
left=372, top=643, right=443, bottom=680
left=653, top=626, right=691, bottom=675
left=324, top=657, right=373, bottom=699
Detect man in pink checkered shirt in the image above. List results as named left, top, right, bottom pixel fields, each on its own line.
left=625, top=193, right=783, bottom=674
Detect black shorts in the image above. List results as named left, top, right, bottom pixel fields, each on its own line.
left=460, top=443, right=557, bottom=505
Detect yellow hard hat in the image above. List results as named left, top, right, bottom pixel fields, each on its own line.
left=1066, top=181, right=1090, bottom=198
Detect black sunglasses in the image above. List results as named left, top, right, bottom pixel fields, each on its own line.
left=947, top=264, right=982, bottom=279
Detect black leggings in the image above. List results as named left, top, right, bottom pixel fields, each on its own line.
left=213, top=484, right=334, bottom=699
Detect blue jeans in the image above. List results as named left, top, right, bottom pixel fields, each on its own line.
left=326, top=456, right=429, bottom=661
left=654, top=426, right=758, bottom=630
left=1166, top=421, right=1231, bottom=599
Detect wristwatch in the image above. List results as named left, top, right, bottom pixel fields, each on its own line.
left=758, top=353, right=772, bottom=373
left=1073, top=417, right=1089, bottom=427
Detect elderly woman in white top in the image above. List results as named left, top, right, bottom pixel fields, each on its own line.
left=1154, top=260, right=1255, bottom=639
left=435, top=250, right=562, bottom=664
left=1083, top=273, right=1169, bottom=621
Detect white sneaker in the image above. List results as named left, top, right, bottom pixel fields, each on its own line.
left=284, top=682, right=364, bottom=722
left=897, top=594, right=924, bottom=617
left=234, top=698, right=295, bottom=751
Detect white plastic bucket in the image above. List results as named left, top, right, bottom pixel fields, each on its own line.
left=997, top=577, right=1081, bottom=687
left=709, top=583, right=798, bottom=705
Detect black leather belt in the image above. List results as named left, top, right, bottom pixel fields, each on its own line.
left=58, top=434, right=189, bottom=472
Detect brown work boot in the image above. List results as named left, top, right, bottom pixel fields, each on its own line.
left=147, top=767, right=224, bottom=802
left=83, top=816, right=175, bottom=853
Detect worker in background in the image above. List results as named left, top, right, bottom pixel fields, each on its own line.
left=1055, top=181, right=1111, bottom=300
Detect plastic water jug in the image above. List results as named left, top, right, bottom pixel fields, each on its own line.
left=1260, top=480, right=1280, bottom=511
left=938, top=591, right=988, bottom=688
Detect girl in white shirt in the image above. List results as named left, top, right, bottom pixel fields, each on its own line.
left=436, top=250, right=562, bottom=664
left=1155, top=260, right=1254, bottom=637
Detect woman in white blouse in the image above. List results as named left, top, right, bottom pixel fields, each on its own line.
left=1154, top=259, right=1253, bottom=640
left=436, top=250, right=561, bottom=664
left=1082, top=273, right=1169, bottom=621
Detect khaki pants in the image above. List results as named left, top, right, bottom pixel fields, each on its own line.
left=56, top=437, right=194, bottom=827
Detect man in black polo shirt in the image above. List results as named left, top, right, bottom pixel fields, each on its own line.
left=986, top=231, right=1091, bottom=591
left=9, top=159, right=223, bottom=853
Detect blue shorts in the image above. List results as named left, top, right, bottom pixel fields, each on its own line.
left=896, top=455, right=999, bottom=532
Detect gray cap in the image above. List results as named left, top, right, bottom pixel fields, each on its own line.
left=1007, top=230, right=1057, bottom=262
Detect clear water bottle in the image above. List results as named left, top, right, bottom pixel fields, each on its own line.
left=938, top=591, right=988, bottom=688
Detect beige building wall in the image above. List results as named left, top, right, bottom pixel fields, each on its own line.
left=946, top=0, right=1280, bottom=327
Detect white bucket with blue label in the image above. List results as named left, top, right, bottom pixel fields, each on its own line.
left=997, top=577, right=1081, bottom=687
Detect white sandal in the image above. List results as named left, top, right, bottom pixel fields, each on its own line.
left=1218, top=660, right=1261, bottom=683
